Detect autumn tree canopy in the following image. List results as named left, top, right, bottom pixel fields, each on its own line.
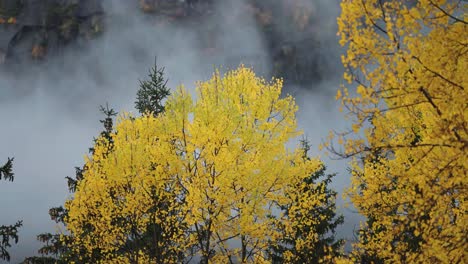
left=23, top=61, right=172, bottom=264
left=64, top=66, right=341, bottom=263
left=335, top=0, right=467, bottom=262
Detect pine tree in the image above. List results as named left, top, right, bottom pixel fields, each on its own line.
left=1, top=157, right=23, bottom=262
left=25, top=60, right=171, bottom=263
left=22, top=105, right=118, bottom=264
left=135, top=59, right=170, bottom=116
left=269, top=140, right=344, bottom=263
left=0, top=157, right=14, bottom=181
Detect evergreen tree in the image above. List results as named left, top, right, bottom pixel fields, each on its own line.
left=24, top=60, right=171, bottom=263
left=0, top=221, right=22, bottom=262
left=269, top=140, right=344, bottom=263
left=0, top=157, right=14, bottom=181
left=1, top=157, right=23, bottom=262
left=135, top=59, right=170, bottom=116
left=22, top=105, right=118, bottom=264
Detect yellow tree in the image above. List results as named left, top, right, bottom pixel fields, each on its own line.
left=65, top=66, right=326, bottom=263
left=335, top=0, right=467, bottom=263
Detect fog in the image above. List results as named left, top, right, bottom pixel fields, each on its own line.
left=0, top=0, right=362, bottom=262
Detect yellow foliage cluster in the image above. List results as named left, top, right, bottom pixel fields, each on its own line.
left=337, top=0, right=467, bottom=262
left=31, top=45, right=47, bottom=60
left=65, top=67, right=326, bottom=263
left=139, top=0, right=157, bottom=13
left=0, top=17, right=16, bottom=24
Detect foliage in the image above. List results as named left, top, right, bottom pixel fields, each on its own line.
left=0, top=157, right=22, bottom=262
left=0, top=1, right=23, bottom=17
left=0, top=157, right=14, bottom=181
left=269, top=140, right=344, bottom=263
left=46, top=3, right=79, bottom=41
left=24, top=105, right=118, bottom=264
left=1, top=220, right=22, bottom=262
left=64, top=66, right=333, bottom=263
left=21, top=256, right=62, bottom=264
left=334, top=0, right=467, bottom=262
left=135, top=59, right=171, bottom=116
left=26, top=60, right=172, bottom=263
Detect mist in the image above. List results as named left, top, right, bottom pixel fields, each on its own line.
left=0, top=0, right=361, bottom=262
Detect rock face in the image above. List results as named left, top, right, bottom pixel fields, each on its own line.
left=0, top=0, right=104, bottom=62
left=0, top=0, right=329, bottom=84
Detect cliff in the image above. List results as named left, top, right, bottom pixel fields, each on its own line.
left=0, top=0, right=329, bottom=84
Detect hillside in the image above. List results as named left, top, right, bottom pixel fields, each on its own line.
left=0, top=0, right=332, bottom=85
